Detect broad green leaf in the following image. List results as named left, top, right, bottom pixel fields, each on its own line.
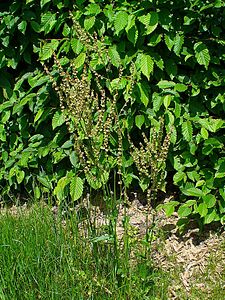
left=69, top=151, right=78, bottom=167
left=182, top=120, right=193, bottom=142
left=139, top=12, right=158, bottom=34
left=41, top=12, right=56, bottom=34
left=52, top=111, right=65, bottom=130
left=126, top=15, right=138, bottom=45
left=71, top=38, right=83, bottom=54
left=163, top=94, right=172, bottom=109
left=137, top=82, right=150, bottom=107
left=54, top=176, right=70, bottom=202
left=39, top=40, right=59, bottom=61
left=70, top=176, right=83, bottom=201
left=175, top=83, right=187, bottom=92
left=18, top=20, right=27, bottom=34
left=194, top=42, right=210, bottom=69
left=164, top=33, right=175, bottom=50
left=108, top=46, right=120, bottom=67
left=173, top=171, right=186, bottom=183
left=16, top=170, right=25, bottom=184
left=85, top=3, right=101, bottom=16
left=135, top=115, right=145, bottom=129
left=202, top=194, right=216, bottom=208
left=157, top=80, right=175, bottom=89
left=182, top=187, right=203, bottom=197
left=74, top=52, right=86, bottom=69
left=114, top=11, right=128, bottom=35
left=198, top=203, right=208, bottom=217
left=178, top=205, right=192, bottom=217
left=84, top=16, right=95, bottom=31
left=173, top=33, right=184, bottom=56
left=163, top=201, right=179, bottom=217
left=204, top=209, right=217, bottom=224
left=140, top=53, right=154, bottom=80
left=200, top=127, right=209, bottom=139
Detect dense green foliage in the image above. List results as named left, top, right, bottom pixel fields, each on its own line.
left=0, top=0, right=225, bottom=227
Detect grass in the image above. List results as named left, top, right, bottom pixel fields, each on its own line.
left=0, top=203, right=167, bottom=300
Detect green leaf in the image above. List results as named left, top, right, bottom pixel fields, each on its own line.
left=163, top=94, right=172, bottom=109
left=139, top=12, right=158, bottom=34
left=114, top=11, right=128, bottom=35
left=194, top=42, right=210, bottom=69
left=108, top=47, right=120, bottom=67
left=182, top=120, right=193, bottom=142
left=202, top=194, right=216, bottom=208
left=137, top=82, right=150, bottom=107
left=37, top=176, right=52, bottom=190
left=18, top=20, right=27, bottom=34
left=16, top=170, right=25, bottom=184
left=173, top=33, right=184, bottom=56
left=54, top=176, right=70, bottom=202
left=215, top=160, right=225, bottom=178
left=70, top=176, right=83, bottom=201
left=198, top=203, right=208, bottom=217
left=39, top=40, right=59, bottom=61
left=203, top=209, right=217, bottom=224
left=175, top=83, right=187, bottom=92
left=178, top=205, right=192, bottom=217
left=182, top=187, right=203, bottom=197
left=40, top=0, right=51, bottom=8
left=74, top=52, right=86, bottom=69
left=200, top=127, right=209, bottom=139
left=163, top=201, right=179, bottom=217
left=135, top=115, right=145, bottom=129
left=71, top=38, right=83, bottom=54
left=84, top=16, right=96, bottom=31
left=173, top=171, right=186, bottom=184
left=52, top=111, right=65, bottom=130
left=41, top=12, right=56, bottom=34
left=126, top=15, right=138, bottom=45
left=140, top=54, right=154, bottom=80
left=157, top=80, right=175, bottom=89
left=164, top=33, right=175, bottom=50
left=85, top=3, right=101, bottom=16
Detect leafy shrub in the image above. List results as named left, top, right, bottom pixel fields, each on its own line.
left=0, top=0, right=225, bottom=227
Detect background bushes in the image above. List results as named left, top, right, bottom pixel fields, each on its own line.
left=0, top=0, right=225, bottom=227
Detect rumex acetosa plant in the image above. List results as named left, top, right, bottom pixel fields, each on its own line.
left=44, top=20, right=123, bottom=201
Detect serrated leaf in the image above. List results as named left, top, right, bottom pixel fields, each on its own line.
left=194, top=42, right=210, bottom=69
left=203, top=209, right=217, bottom=224
left=70, top=176, right=83, bottom=201
left=54, top=176, right=70, bottom=202
left=52, top=111, right=65, bottom=130
left=178, top=205, right=192, bottom=217
left=173, top=33, right=184, bottom=56
left=140, top=54, right=154, bottom=80
left=85, top=3, right=101, bottom=16
left=182, top=120, right=193, bottom=142
left=139, top=12, right=158, bottom=34
left=39, top=40, right=59, bottom=61
left=163, top=201, right=179, bottom=217
left=108, top=47, right=120, bottom=67
left=74, top=52, right=86, bottom=69
left=164, top=33, right=174, bottom=50
left=114, top=11, right=128, bottom=35
left=135, top=115, right=145, bottom=129
left=71, top=38, right=83, bottom=54
left=84, top=16, right=95, bottom=31
left=41, top=12, right=56, bottom=34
